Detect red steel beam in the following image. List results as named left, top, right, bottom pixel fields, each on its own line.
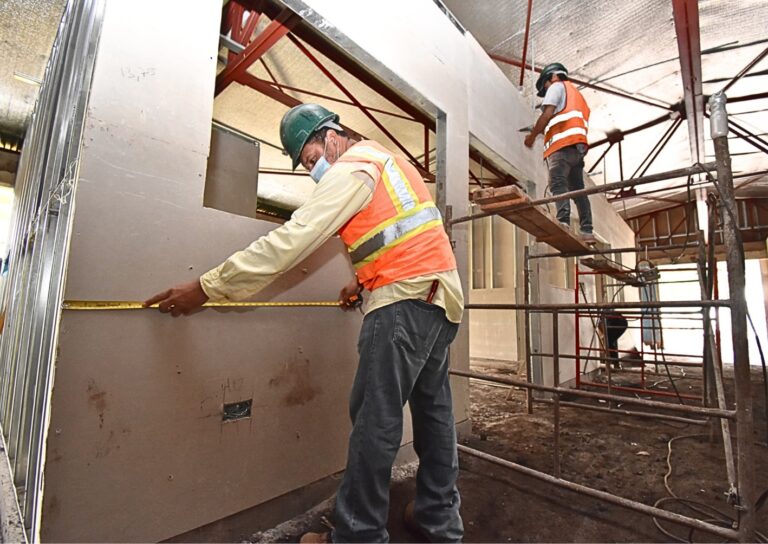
left=216, top=7, right=299, bottom=96
left=259, top=58, right=285, bottom=92
left=288, top=33, right=434, bottom=181
left=239, top=7, right=263, bottom=46
left=236, top=72, right=364, bottom=141
left=489, top=53, right=674, bottom=111
left=220, top=2, right=236, bottom=35
left=518, top=0, right=533, bottom=87
left=228, top=2, right=245, bottom=42
left=672, top=0, right=705, bottom=164
left=253, top=77, right=416, bottom=121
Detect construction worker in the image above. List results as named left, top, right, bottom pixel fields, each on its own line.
left=524, top=62, right=595, bottom=243
left=144, top=104, right=464, bottom=543
left=599, top=308, right=629, bottom=370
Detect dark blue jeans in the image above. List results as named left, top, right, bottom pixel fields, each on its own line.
left=546, top=143, right=593, bottom=233
left=332, top=299, right=463, bottom=543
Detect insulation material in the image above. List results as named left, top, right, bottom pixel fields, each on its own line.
left=0, top=0, right=67, bottom=140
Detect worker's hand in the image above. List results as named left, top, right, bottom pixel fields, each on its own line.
left=143, top=279, right=209, bottom=317
left=524, top=133, right=536, bottom=148
left=338, top=277, right=363, bottom=312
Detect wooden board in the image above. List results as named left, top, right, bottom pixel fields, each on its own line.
left=472, top=185, right=592, bottom=253
left=580, top=256, right=643, bottom=286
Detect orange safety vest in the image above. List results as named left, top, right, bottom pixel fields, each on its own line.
left=543, top=81, right=590, bottom=158
left=334, top=141, right=457, bottom=291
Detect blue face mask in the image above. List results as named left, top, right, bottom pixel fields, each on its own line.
left=309, top=137, right=337, bottom=183
left=309, top=156, right=331, bottom=183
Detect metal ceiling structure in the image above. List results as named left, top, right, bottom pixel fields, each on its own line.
left=444, top=0, right=768, bottom=218
left=1, top=0, right=767, bottom=220
left=0, top=0, right=67, bottom=149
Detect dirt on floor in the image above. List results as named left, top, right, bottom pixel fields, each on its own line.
left=258, top=365, right=768, bottom=543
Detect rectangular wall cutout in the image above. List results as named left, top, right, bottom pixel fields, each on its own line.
left=222, top=399, right=252, bottom=422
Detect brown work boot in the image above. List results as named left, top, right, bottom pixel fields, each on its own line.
left=404, top=500, right=432, bottom=542
left=299, top=531, right=330, bottom=543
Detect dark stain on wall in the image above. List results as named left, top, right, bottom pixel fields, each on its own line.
left=269, top=358, right=321, bottom=407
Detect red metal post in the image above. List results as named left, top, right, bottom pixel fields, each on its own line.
left=519, top=0, right=533, bottom=87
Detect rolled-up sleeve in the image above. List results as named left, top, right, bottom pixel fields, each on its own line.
left=199, top=162, right=374, bottom=301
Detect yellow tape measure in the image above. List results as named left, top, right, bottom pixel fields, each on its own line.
left=62, top=300, right=341, bottom=311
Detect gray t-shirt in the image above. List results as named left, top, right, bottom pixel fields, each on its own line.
left=541, top=81, right=566, bottom=113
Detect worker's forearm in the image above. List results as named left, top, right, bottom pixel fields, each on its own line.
left=531, top=112, right=553, bottom=137
left=200, top=167, right=373, bottom=301
left=199, top=220, right=329, bottom=301
left=531, top=105, right=556, bottom=138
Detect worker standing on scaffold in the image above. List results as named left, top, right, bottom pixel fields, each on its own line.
left=144, top=104, right=465, bottom=543
left=525, top=63, right=596, bottom=244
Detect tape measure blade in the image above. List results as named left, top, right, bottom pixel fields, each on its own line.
left=62, top=300, right=341, bottom=310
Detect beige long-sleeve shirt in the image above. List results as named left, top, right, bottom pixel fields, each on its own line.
left=199, top=161, right=464, bottom=323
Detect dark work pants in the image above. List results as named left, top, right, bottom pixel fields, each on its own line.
left=545, top=143, right=593, bottom=233
left=603, top=314, right=628, bottom=367
left=332, top=300, right=463, bottom=543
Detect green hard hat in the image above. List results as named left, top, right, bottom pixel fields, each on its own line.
left=279, top=103, right=340, bottom=170
left=536, top=62, right=569, bottom=98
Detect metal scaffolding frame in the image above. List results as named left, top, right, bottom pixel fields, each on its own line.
left=447, top=95, right=762, bottom=541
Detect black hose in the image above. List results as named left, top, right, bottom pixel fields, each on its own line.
left=746, top=310, right=768, bottom=445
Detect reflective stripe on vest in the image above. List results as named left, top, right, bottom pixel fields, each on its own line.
left=348, top=203, right=442, bottom=267
left=544, top=126, right=589, bottom=151
left=544, top=110, right=588, bottom=134
left=341, top=146, right=419, bottom=212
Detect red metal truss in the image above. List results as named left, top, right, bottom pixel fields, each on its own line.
left=252, top=77, right=417, bottom=121
left=224, top=0, right=516, bottom=185
left=235, top=72, right=364, bottom=142
left=287, top=34, right=434, bottom=181
left=216, top=6, right=300, bottom=96
left=252, top=1, right=514, bottom=184
left=489, top=53, right=674, bottom=111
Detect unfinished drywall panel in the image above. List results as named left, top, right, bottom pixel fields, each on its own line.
left=38, top=0, right=374, bottom=541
